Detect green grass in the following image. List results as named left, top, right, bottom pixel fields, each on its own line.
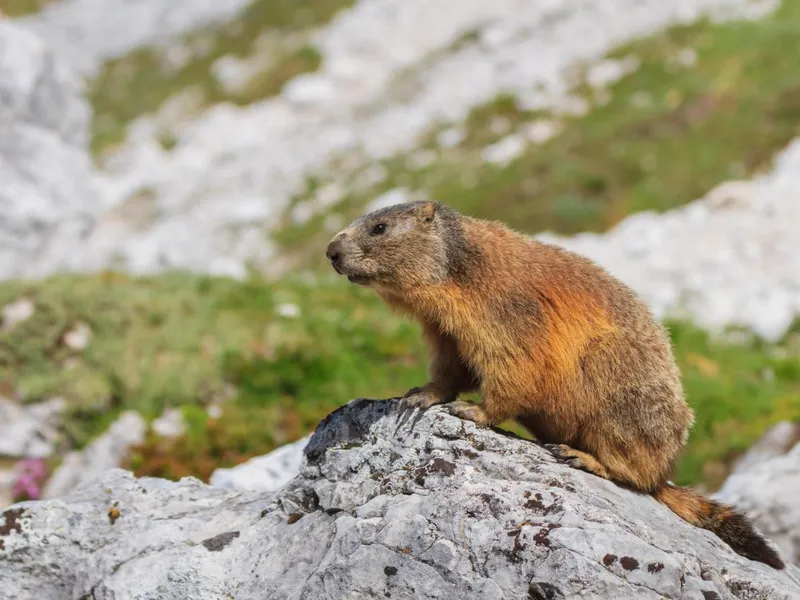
left=1, top=273, right=797, bottom=487
left=0, top=0, right=55, bottom=16
left=273, top=1, right=800, bottom=270
left=89, top=0, right=351, bottom=154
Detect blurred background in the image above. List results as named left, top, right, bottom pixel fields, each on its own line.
left=0, top=0, right=798, bottom=538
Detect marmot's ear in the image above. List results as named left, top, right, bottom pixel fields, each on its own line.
left=416, top=201, right=436, bottom=223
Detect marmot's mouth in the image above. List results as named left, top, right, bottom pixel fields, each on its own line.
left=347, top=273, right=371, bottom=285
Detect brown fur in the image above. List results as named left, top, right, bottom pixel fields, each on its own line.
left=325, top=201, right=784, bottom=570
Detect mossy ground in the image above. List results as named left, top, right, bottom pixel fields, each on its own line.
left=0, top=0, right=54, bottom=16
left=1, top=273, right=797, bottom=488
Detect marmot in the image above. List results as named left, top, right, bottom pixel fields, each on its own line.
left=325, top=200, right=784, bottom=570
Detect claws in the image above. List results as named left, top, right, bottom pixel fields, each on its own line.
left=401, top=384, right=450, bottom=410
left=545, top=443, right=588, bottom=471
left=444, top=401, right=490, bottom=427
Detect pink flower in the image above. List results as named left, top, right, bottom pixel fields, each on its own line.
left=12, top=457, right=49, bottom=502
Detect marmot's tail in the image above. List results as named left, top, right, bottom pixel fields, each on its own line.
left=653, top=483, right=784, bottom=569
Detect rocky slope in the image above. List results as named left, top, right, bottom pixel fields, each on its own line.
left=1, top=399, right=798, bottom=599
left=3, top=3, right=800, bottom=340
left=0, top=20, right=101, bottom=279
left=716, top=421, right=800, bottom=568
left=66, top=0, right=781, bottom=279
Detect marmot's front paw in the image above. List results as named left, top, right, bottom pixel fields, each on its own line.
left=444, top=401, right=491, bottom=427
left=401, top=384, right=450, bottom=409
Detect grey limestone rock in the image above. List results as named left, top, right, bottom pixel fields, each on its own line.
left=1, top=399, right=798, bottom=599
left=0, top=20, right=101, bottom=280
left=40, top=411, right=147, bottom=500
left=716, top=421, right=800, bottom=569
left=209, top=434, right=311, bottom=493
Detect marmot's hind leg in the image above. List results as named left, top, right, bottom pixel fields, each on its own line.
left=548, top=436, right=669, bottom=492
left=546, top=444, right=611, bottom=480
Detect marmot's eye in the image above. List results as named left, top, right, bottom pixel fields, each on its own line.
left=371, top=223, right=388, bottom=236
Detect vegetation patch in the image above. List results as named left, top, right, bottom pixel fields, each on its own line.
left=0, top=0, right=56, bottom=17
left=89, top=0, right=353, bottom=154
left=1, top=273, right=797, bottom=488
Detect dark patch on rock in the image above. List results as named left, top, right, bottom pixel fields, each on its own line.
left=453, top=446, right=479, bottom=460
left=303, top=399, right=377, bottom=464
left=528, top=581, right=564, bottom=599
left=279, top=488, right=319, bottom=514
left=201, top=531, right=240, bottom=552
left=603, top=554, right=618, bottom=566
left=524, top=494, right=546, bottom=512
left=412, top=457, right=456, bottom=486
left=701, top=592, right=721, bottom=600
left=0, top=508, right=25, bottom=550
left=523, top=492, right=559, bottom=515
left=620, top=556, right=639, bottom=571
left=324, top=508, right=344, bottom=516
left=384, top=566, right=398, bottom=576
left=287, top=513, right=303, bottom=524
left=647, top=562, right=664, bottom=574
left=478, top=493, right=506, bottom=519
left=533, top=523, right=560, bottom=548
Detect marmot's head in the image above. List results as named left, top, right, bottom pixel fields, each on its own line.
left=326, top=201, right=471, bottom=290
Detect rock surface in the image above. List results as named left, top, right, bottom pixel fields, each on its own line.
left=41, top=411, right=146, bottom=500
left=17, top=0, right=254, bottom=77
left=1, top=399, right=798, bottom=599
left=209, top=434, right=311, bottom=492
left=0, top=20, right=101, bottom=281
left=0, top=396, right=65, bottom=458
left=716, top=422, right=800, bottom=569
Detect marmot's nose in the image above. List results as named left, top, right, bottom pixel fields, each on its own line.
left=326, top=239, right=343, bottom=264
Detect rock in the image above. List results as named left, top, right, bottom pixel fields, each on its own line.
left=276, top=303, right=301, bottom=319
left=62, top=321, right=92, bottom=350
left=41, top=411, right=146, bottom=500
left=523, top=119, right=561, bottom=144
left=481, top=134, right=526, bottom=166
left=209, top=435, right=310, bottom=493
left=2, top=399, right=797, bottom=599
left=729, top=421, right=800, bottom=475
left=716, top=422, right=800, bottom=568
left=365, top=187, right=412, bottom=212
left=585, top=57, right=640, bottom=89
left=437, top=127, right=465, bottom=149
left=1, top=299, right=35, bottom=330
left=150, top=408, right=186, bottom=439
left=282, top=74, right=337, bottom=108
left=0, top=397, right=64, bottom=458
left=0, top=21, right=101, bottom=281
left=17, top=0, right=255, bottom=77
